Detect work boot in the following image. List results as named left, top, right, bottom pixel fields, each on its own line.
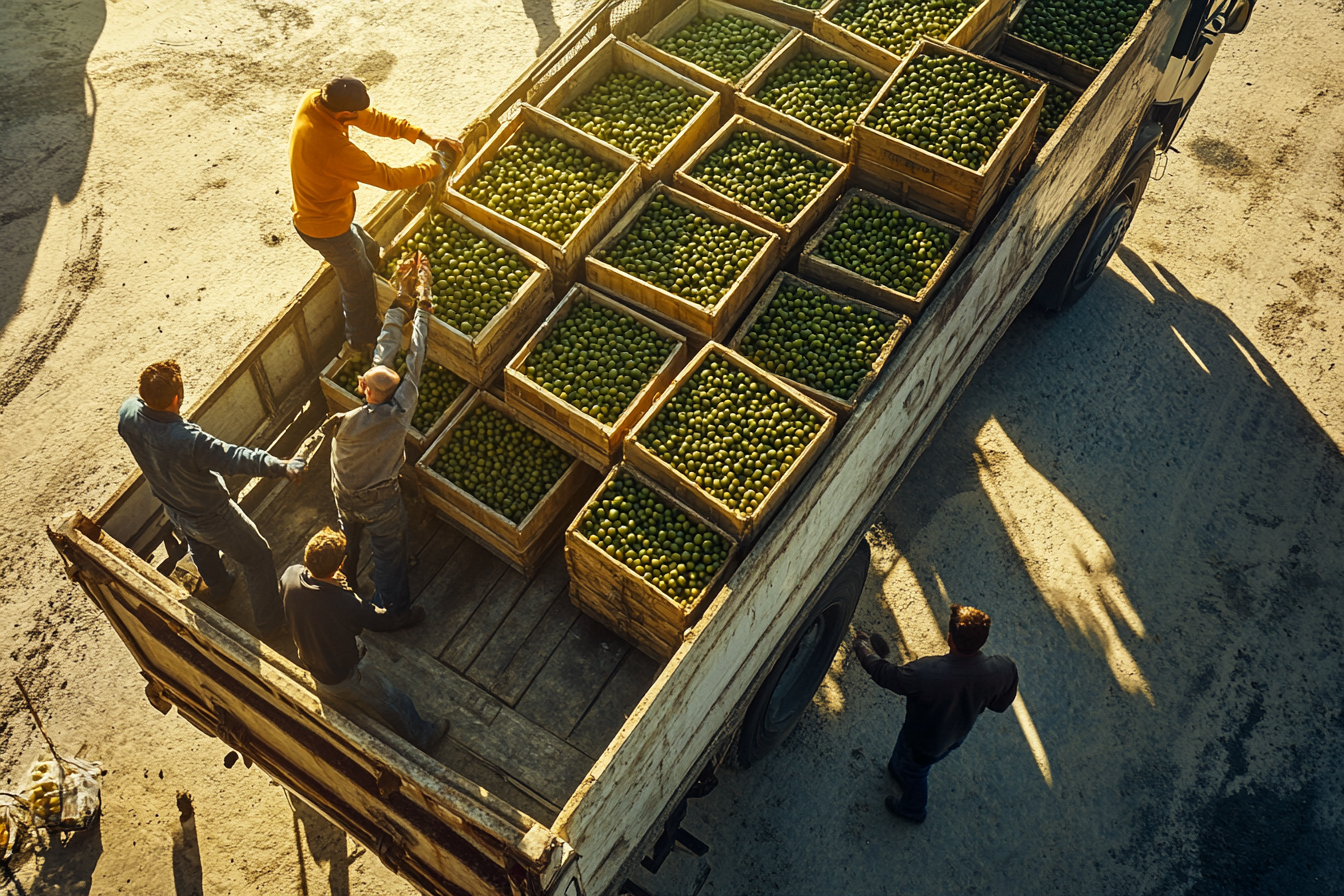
left=346, top=341, right=376, bottom=365
left=387, top=606, right=425, bottom=631
left=884, top=795, right=925, bottom=824
left=200, top=570, right=237, bottom=605
left=414, top=717, right=450, bottom=752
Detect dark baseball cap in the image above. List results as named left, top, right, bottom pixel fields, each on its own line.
left=321, top=76, right=370, bottom=113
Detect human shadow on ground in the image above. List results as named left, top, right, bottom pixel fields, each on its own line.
left=291, top=792, right=351, bottom=896
left=522, top=0, right=562, bottom=55
left=867, top=253, right=1344, bottom=895
left=10, top=818, right=104, bottom=895
left=171, top=791, right=203, bottom=896
left=0, top=0, right=104, bottom=407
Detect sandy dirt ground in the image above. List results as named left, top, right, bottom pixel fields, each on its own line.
left=0, top=0, right=1340, bottom=892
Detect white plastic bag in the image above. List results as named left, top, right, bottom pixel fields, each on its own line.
left=0, top=792, right=24, bottom=859
left=23, top=755, right=103, bottom=832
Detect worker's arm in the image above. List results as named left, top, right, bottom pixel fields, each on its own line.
left=351, top=106, right=461, bottom=154
left=372, top=307, right=407, bottom=369
left=854, top=634, right=920, bottom=695
left=351, top=594, right=403, bottom=632
left=189, top=430, right=293, bottom=480
left=330, top=142, right=440, bottom=192
left=393, top=305, right=430, bottom=419
left=986, top=660, right=1020, bottom=713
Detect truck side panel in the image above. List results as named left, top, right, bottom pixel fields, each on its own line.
left=551, top=3, right=1183, bottom=891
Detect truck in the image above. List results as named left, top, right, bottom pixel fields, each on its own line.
left=47, top=0, right=1252, bottom=893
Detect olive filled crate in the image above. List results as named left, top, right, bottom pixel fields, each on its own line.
left=372, top=202, right=554, bottom=387
left=585, top=183, right=782, bottom=342
left=626, top=0, right=799, bottom=96
left=998, top=0, right=1101, bottom=92
left=729, top=0, right=822, bottom=32
left=536, top=36, right=725, bottom=184
left=726, top=271, right=910, bottom=421
left=991, top=51, right=1091, bottom=148
left=735, top=32, right=891, bottom=162
left=851, top=40, right=1045, bottom=229
left=798, top=187, right=970, bottom=317
left=565, top=463, right=739, bottom=661
left=622, top=341, right=836, bottom=543
left=672, top=114, right=849, bottom=254
left=812, top=0, right=1012, bottom=72
left=446, top=105, right=644, bottom=284
left=414, top=391, right=601, bottom=577
left=503, top=284, right=689, bottom=469
left=319, top=340, right=472, bottom=457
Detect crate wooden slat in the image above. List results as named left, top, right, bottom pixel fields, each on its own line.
left=852, top=40, right=1044, bottom=229
left=565, top=464, right=738, bottom=660
left=671, top=114, right=848, bottom=254
left=726, top=271, right=910, bottom=420
left=627, top=0, right=799, bottom=95
left=319, top=344, right=473, bottom=455
left=622, top=342, right=836, bottom=543
left=446, top=105, right=644, bottom=284
left=537, top=36, right=725, bottom=184
left=585, top=183, right=781, bottom=342
left=797, top=188, right=970, bottom=317
left=372, top=202, right=554, bottom=387
left=503, top=284, right=689, bottom=469
left=813, top=0, right=1012, bottom=72
left=414, top=391, right=600, bottom=577
left=730, top=0, right=821, bottom=31
left=735, top=32, right=891, bottom=161
left=999, top=31, right=1100, bottom=92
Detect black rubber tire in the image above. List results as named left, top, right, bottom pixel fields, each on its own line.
left=736, top=539, right=870, bottom=768
left=1031, top=145, right=1158, bottom=312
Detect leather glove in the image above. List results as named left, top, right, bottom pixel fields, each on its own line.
left=284, top=457, right=307, bottom=483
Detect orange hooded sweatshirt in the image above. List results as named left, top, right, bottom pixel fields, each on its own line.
left=289, top=90, right=441, bottom=239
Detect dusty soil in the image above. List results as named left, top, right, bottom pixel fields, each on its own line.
left=0, top=0, right=1340, bottom=893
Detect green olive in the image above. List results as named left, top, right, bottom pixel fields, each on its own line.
left=561, top=71, right=707, bottom=161
left=431, top=405, right=572, bottom=524
left=690, top=130, right=839, bottom=224
left=522, top=300, right=678, bottom=425
left=636, top=353, right=824, bottom=515
left=598, top=194, right=770, bottom=308
left=1038, top=83, right=1078, bottom=137
left=739, top=283, right=898, bottom=400
left=656, top=15, right=782, bottom=81
left=832, top=0, right=979, bottom=57
left=461, top=131, right=621, bottom=242
left=816, top=196, right=956, bottom=295
left=579, top=472, right=730, bottom=604
left=754, top=53, right=881, bottom=138
left=1011, top=0, right=1150, bottom=69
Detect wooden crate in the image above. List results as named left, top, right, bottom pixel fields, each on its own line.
left=672, top=114, right=848, bottom=254
left=730, top=0, right=821, bottom=31
left=798, top=188, right=970, bottom=317
left=536, top=36, right=724, bottom=184
left=813, top=0, right=1012, bottom=72
left=565, top=464, right=739, bottom=661
left=622, top=342, right=836, bottom=543
left=318, top=344, right=473, bottom=454
left=735, top=32, right=891, bottom=162
left=414, top=391, right=599, bottom=578
left=372, top=202, right=554, bottom=387
left=726, top=271, right=910, bottom=420
left=503, top=284, right=689, bottom=469
left=852, top=40, right=1045, bottom=228
left=585, top=183, right=781, bottom=342
left=999, top=0, right=1100, bottom=91
left=627, top=0, right=799, bottom=95
left=992, top=52, right=1089, bottom=147
left=446, top=105, right=644, bottom=283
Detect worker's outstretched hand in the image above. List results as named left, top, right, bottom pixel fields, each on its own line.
left=413, top=251, right=433, bottom=311
left=391, top=256, right=417, bottom=314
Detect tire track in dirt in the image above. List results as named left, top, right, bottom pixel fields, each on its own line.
left=0, top=205, right=103, bottom=410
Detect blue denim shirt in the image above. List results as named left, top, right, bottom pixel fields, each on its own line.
left=117, top=397, right=287, bottom=520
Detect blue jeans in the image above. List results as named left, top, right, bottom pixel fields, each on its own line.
left=168, top=500, right=284, bottom=634
left=336, top=482, right=410, bottom=614
left=888, top=728, right=965, bottom=822
left=296, top=222, right=382, bottom=347
left=317, top=650, right=436, bottom=749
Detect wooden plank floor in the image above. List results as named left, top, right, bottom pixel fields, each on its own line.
left=248, top=465, right=661, bottom=824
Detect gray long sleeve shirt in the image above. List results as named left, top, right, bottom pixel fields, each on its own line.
left=117, top=397, right=288, bottom=520
left=330, top=306, right=430, bottom=499
left=861, top=648, right=1019, bottom=761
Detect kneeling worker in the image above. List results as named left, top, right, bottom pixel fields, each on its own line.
left=324, top=254, right=432, bottom=625
left=283, top=528, right=447, bottom=751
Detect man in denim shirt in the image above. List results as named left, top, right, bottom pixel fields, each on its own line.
left=324, top=254, right=432, bottom=627
left=118, top=361, right=305, bottom=637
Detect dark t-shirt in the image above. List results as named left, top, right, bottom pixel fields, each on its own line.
left=281, top=564, right=401, bottom=685
left=862, top=650, right=1019, bottom=761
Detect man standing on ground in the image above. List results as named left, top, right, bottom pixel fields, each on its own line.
left=283, top=528, right=445, bottom=750
left=855, top=604, right=1019, bottom=824
left=289, top=75, right=461, bottom=356
left=324, top=254, right=432, bottom=625
left=117, top=360, right=305, bottom=639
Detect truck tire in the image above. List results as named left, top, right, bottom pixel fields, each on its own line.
left=736, top=538, right=870, bottom=768
left=1032, top=142, right=1158, bottom=312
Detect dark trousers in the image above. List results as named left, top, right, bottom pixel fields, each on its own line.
left=336, top=483, right=410, bottom=614
left=296, top=222, right=382, bottom=347
left=888, top=727, right=965, bottom=822
left=168, top=500, right=283, bottom=634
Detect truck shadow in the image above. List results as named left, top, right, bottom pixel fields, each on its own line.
left=864, top=252, right=1344, bottom=894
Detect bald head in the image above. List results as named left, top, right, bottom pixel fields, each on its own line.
left=359, top=365, right=401, bottom=404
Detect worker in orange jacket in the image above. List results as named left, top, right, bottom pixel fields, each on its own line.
left=289, top=76, right=462, bottom=356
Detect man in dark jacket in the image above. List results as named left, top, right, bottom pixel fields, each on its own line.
left=855, top=604, right=1018, bottom=823
left=117, top=360, right=304, bottom=637
left=282, top=528, right=445, bottom=751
